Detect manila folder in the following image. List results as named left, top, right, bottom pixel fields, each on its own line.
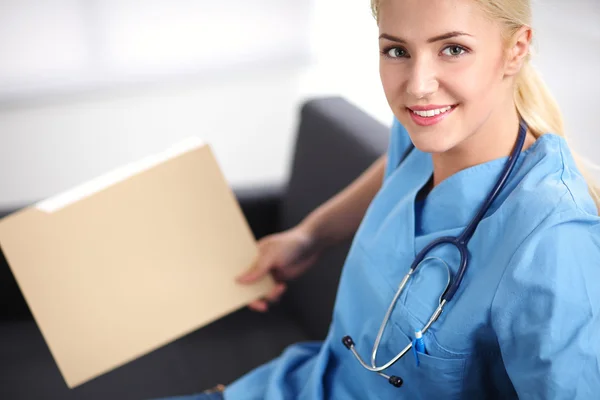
left=0, top=138, right=275, bottom=388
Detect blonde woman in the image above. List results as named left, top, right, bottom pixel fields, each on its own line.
left=163, top=0, right=600, bottom=398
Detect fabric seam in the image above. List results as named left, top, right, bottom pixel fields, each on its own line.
left=557, top=139, right=582, bottom=212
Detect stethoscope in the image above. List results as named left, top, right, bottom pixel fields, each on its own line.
left=342, top=121, right=528, bottom=388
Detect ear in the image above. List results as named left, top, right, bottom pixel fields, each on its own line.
left=504, top=26, right=532, bottom=77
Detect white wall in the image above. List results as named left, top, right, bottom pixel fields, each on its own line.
left=0, top=0, right=314, bottom=208
left=0, top=0, right=312, bottom=101
left=0, top=1, right=598, bottom=208
left=530, top=1, right=600, bottom=176
left=0, top=67, right=308, bottom=207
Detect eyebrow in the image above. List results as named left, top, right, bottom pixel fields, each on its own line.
left=379, top=31, right=473, bottom=43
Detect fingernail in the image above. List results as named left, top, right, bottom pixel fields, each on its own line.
left=237, top=274, right=253, bottom=283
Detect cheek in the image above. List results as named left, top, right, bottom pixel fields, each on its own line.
left=444, top=59, right=503, bottom=108
left=379, top=64, right=405, bottom=102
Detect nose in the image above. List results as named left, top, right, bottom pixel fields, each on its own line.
left=406, top=57, right=438, bottom=99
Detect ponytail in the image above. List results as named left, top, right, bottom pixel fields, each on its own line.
left=514, top=62, right=563, bottom=138
left=515, top=62, right=600, bottom=212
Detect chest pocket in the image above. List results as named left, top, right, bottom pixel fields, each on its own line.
left=377, top=309, right=469, bottom=400
left=349, top=221, right=472, bottom=398
left=355, top=249, right=470, bottom=399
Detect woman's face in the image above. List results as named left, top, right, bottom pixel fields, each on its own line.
left=378, top=0, right=512, bottom=153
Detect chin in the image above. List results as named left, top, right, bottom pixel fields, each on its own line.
left=403, top=125, right=457, bottom=154
left=412, top=139, right=455, bottom=154
left=399, top=110, right=465, bottom=154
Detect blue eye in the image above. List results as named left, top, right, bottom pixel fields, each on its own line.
left=442, top=45, right=467, bottom=57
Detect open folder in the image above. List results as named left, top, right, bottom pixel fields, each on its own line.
left=0, top=138, right=275, bottom=388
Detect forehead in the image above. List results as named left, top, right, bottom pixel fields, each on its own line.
left=378, top=0, right=493, bottom=39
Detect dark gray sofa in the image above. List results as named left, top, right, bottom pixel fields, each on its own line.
left=0, top=97, right=390, bottom=399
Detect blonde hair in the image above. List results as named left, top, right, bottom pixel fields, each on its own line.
left=371, top=0, right=600, bottom=211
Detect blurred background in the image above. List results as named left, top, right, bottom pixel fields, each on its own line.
left=0, top=0, right=598, bottom=209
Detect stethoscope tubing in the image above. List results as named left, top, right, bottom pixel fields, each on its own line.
left=343, top=121, right=529, bottom=383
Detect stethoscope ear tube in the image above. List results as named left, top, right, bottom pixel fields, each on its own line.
left=444, top=121, right=527, bottom=302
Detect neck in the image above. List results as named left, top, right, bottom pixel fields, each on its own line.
left=431, top=103, right=534, bottom=187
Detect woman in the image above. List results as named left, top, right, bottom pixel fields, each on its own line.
left=169, top=0, right=600, bottom=398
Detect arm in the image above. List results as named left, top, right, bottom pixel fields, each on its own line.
left=491, top=215, right=600, bottom=399
left=298, top=154, right=387, bottom=249
left=297, top=117, right=410, bottom=250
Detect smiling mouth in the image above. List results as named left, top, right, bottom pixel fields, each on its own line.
left=408, top=105, right=457, bottom=117
left=406, top=104, right=458, bottom=127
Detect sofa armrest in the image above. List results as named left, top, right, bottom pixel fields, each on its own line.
left=279, top=97, right=390, bottom=340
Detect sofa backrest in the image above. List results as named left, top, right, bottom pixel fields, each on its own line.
left=280, top=97, right=389, bottom=340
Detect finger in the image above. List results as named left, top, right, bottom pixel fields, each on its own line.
left=248, top=283, right=286, bottom=312
left=248, top=299, right=268, bottom=312
left=237, top=268, right=266, bottom=284
left=264, top=282, right=287, bottom=303
left=236, top=255, right=273, bottom=284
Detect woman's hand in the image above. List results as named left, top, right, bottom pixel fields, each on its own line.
left=236, top=225, right=322, bottom=312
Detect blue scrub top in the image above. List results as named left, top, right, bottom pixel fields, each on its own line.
left=225, top=119, right=600, bottom=399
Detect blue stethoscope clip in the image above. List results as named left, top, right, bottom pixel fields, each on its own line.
left=412, top=330, right=426, bottom=367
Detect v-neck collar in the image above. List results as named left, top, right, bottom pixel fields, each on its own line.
left=385, top=133, right=559, bottom=265
left=391, top=146, right=434, bottom=258
left=411, top=134, right=554, bottom=237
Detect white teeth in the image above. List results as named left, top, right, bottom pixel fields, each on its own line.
left=412, top=106, right=453, bottom=117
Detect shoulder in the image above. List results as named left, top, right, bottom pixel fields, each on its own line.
left=491, top=134, right=600, bottom=313
left=496, top=134, right=598, bottom=242
left=484, top=133, right=600, bottom=301
left=533, top=133, right=597, bottom=214
left=498, top=205, right=600, bottom=294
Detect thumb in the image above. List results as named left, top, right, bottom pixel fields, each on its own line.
left=236, top=255, right=274, bottom=283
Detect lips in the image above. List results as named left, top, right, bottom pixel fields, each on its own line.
left=407, top=104, right=458, bottom=127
